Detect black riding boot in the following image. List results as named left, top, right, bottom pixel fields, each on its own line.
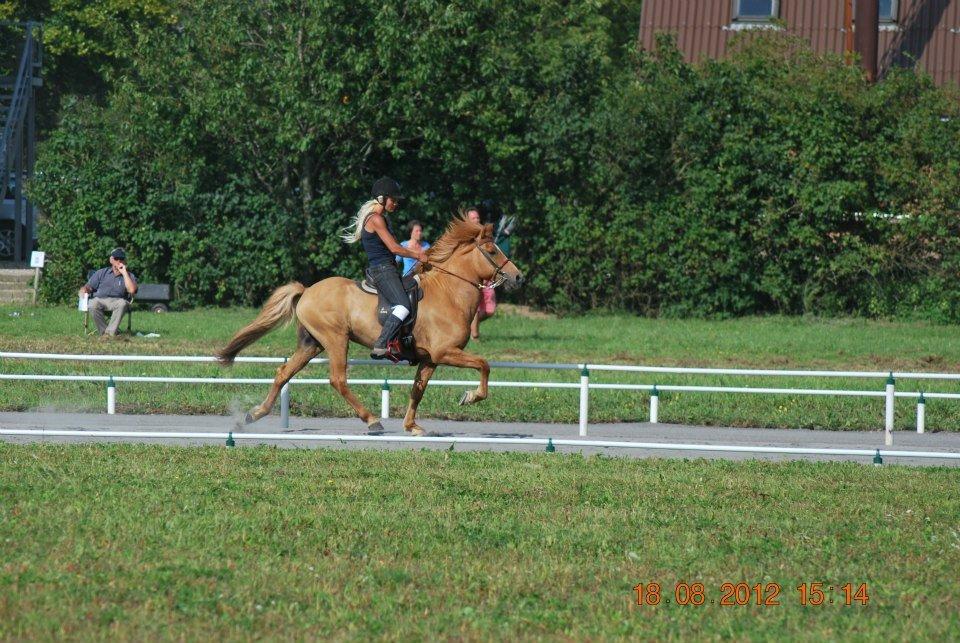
left=371, top=314, right=405, bottom=359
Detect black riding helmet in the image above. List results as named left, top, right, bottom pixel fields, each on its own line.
left=371, top=176, right=404, bottom=201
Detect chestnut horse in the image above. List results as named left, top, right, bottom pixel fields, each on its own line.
left=215, top=218, right=523, bottom=435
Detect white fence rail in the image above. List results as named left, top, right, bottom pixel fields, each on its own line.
left=2, top=428, right=959, bottom=464
left=3, top=352, right=959, bottom=441
left=5, top=351, right=960, bottom=380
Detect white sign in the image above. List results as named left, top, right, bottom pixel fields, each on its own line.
left=30, top=251, right=45, bottom=268
left=78, top=292, right=89, bottom=312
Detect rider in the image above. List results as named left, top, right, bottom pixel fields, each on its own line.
left=342, top=176, right=428, bottom=359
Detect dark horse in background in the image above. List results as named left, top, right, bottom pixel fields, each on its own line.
left=215, top=218, right=523, bottom=435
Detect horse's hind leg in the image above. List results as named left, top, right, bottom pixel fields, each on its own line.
left=324, top=334, right=382, bottom=431
left=403, top=361, right=436, bottom=436
left=245, top=326, right=321, bottom=424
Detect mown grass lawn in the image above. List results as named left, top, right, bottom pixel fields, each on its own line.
left=1, top=445, right=957, bottom=639
left=3, top=304, right=960, bottom=429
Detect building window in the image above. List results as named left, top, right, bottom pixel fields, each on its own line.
left=879, top=0, right=898, bottom=22
left=733, top=0, right=779, bottom=21
left=854, top=1, right=899, bottom=22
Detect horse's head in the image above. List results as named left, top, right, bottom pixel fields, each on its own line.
left=421, top=217, right=523, bottom=290
left=473, top=223, right=523, bottom=290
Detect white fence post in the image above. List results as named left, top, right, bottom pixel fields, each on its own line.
left=280, top=382, right=290, bottom=429
left=650, top=385, right=659, bottom=424
left=107, top=376, right=116, bottom=414
left=381, top=380, right=390, bottom=419
left=916, top=392, right=925, bottom=434
left=885, top=373, right=895, bottom=446
left=579, top=366, right=589, bottom=436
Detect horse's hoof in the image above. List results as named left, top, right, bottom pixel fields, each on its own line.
left=367, top=420, right=384, bottom=434
left=405, top=425, right=425, bottom=436
left=243, top=412, right=255, bottom=425
left=458, top=390, right=473, bottom=406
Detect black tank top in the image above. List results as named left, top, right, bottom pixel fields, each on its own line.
left=361, top=216, right=396, bottom=267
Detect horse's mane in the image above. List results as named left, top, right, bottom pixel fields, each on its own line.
left=418, top=216, right=493, bottom=267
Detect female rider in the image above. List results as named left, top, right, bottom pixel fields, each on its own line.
left=342, top=177, right=428, bottom=358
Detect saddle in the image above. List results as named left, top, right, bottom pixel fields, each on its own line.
left=355, top=273, right=424, bottom=362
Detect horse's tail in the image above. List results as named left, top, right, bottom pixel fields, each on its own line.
left=215, top=282, right=306, bottom=365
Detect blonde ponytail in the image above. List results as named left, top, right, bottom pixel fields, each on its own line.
left=341, top=199, right=380, bottom=244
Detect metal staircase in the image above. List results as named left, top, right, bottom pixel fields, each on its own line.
left=0, top=22, right=41, bottom=265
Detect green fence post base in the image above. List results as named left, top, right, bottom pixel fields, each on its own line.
left=226, top=432, right=235, bottom=447
left=546, top=438, right=556, bottom=453
left=873, top=450, right=883, bottom=466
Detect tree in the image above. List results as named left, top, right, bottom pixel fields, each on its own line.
left=33, top=0, right=629, bottom=306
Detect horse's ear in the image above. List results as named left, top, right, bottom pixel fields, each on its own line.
left=481, top=223, right=494, bottom=239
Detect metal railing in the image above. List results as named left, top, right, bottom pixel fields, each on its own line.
left=0, top=22, right=39, bottom=201
left=4, top=350, right=960, bottom=380
left=2, top=351, right=958, bottom=443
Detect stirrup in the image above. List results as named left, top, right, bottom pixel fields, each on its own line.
left=371, top=339, right=404, bottom=363
left=371, top=339, right=402, bottom=361
left=384, top=339, right=403, bottom=363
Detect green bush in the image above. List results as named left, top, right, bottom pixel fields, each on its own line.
left=32, top=0, right=630, bottom=307
left=31, top=98, right=297, bottom=306
left=524, top=33, right=960, bottom=320
left=29, top=10, right=960, bottom=320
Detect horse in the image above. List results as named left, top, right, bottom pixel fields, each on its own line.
left=214, top=217, right=523, bottom=435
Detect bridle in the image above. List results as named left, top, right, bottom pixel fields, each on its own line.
left=423, top=238, right=515, bottom=290
left=475, top=240, right=514, bottom=289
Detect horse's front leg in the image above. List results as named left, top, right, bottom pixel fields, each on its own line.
left=403, top=360, right=436, bottom=436
left=439, top=348, right=489, bottom=406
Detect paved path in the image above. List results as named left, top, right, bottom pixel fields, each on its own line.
left=1, top=412, right=959, bottom=467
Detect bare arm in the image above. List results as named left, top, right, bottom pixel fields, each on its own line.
left=118, top=264, right=138, bottom=295
left=367, top=214, right=428, bottom=261
left=79, top=272, right=96, bottom=297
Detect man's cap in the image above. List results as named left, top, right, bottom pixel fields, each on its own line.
left=109, top=247, right=127, bottom=260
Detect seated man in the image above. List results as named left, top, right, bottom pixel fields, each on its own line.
left=79, top=247, right=138, bottom=337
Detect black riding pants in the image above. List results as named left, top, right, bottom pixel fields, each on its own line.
left=366, top=263, right=408, bottom=310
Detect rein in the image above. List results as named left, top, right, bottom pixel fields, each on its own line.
left=423, top=240, right=513, bottom=291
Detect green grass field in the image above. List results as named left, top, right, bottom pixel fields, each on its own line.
left=1, top=445, right=958, bottom=639
left=3, top=304, right=960, bottom=430
left=3, top=308, right=959, bottom=638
